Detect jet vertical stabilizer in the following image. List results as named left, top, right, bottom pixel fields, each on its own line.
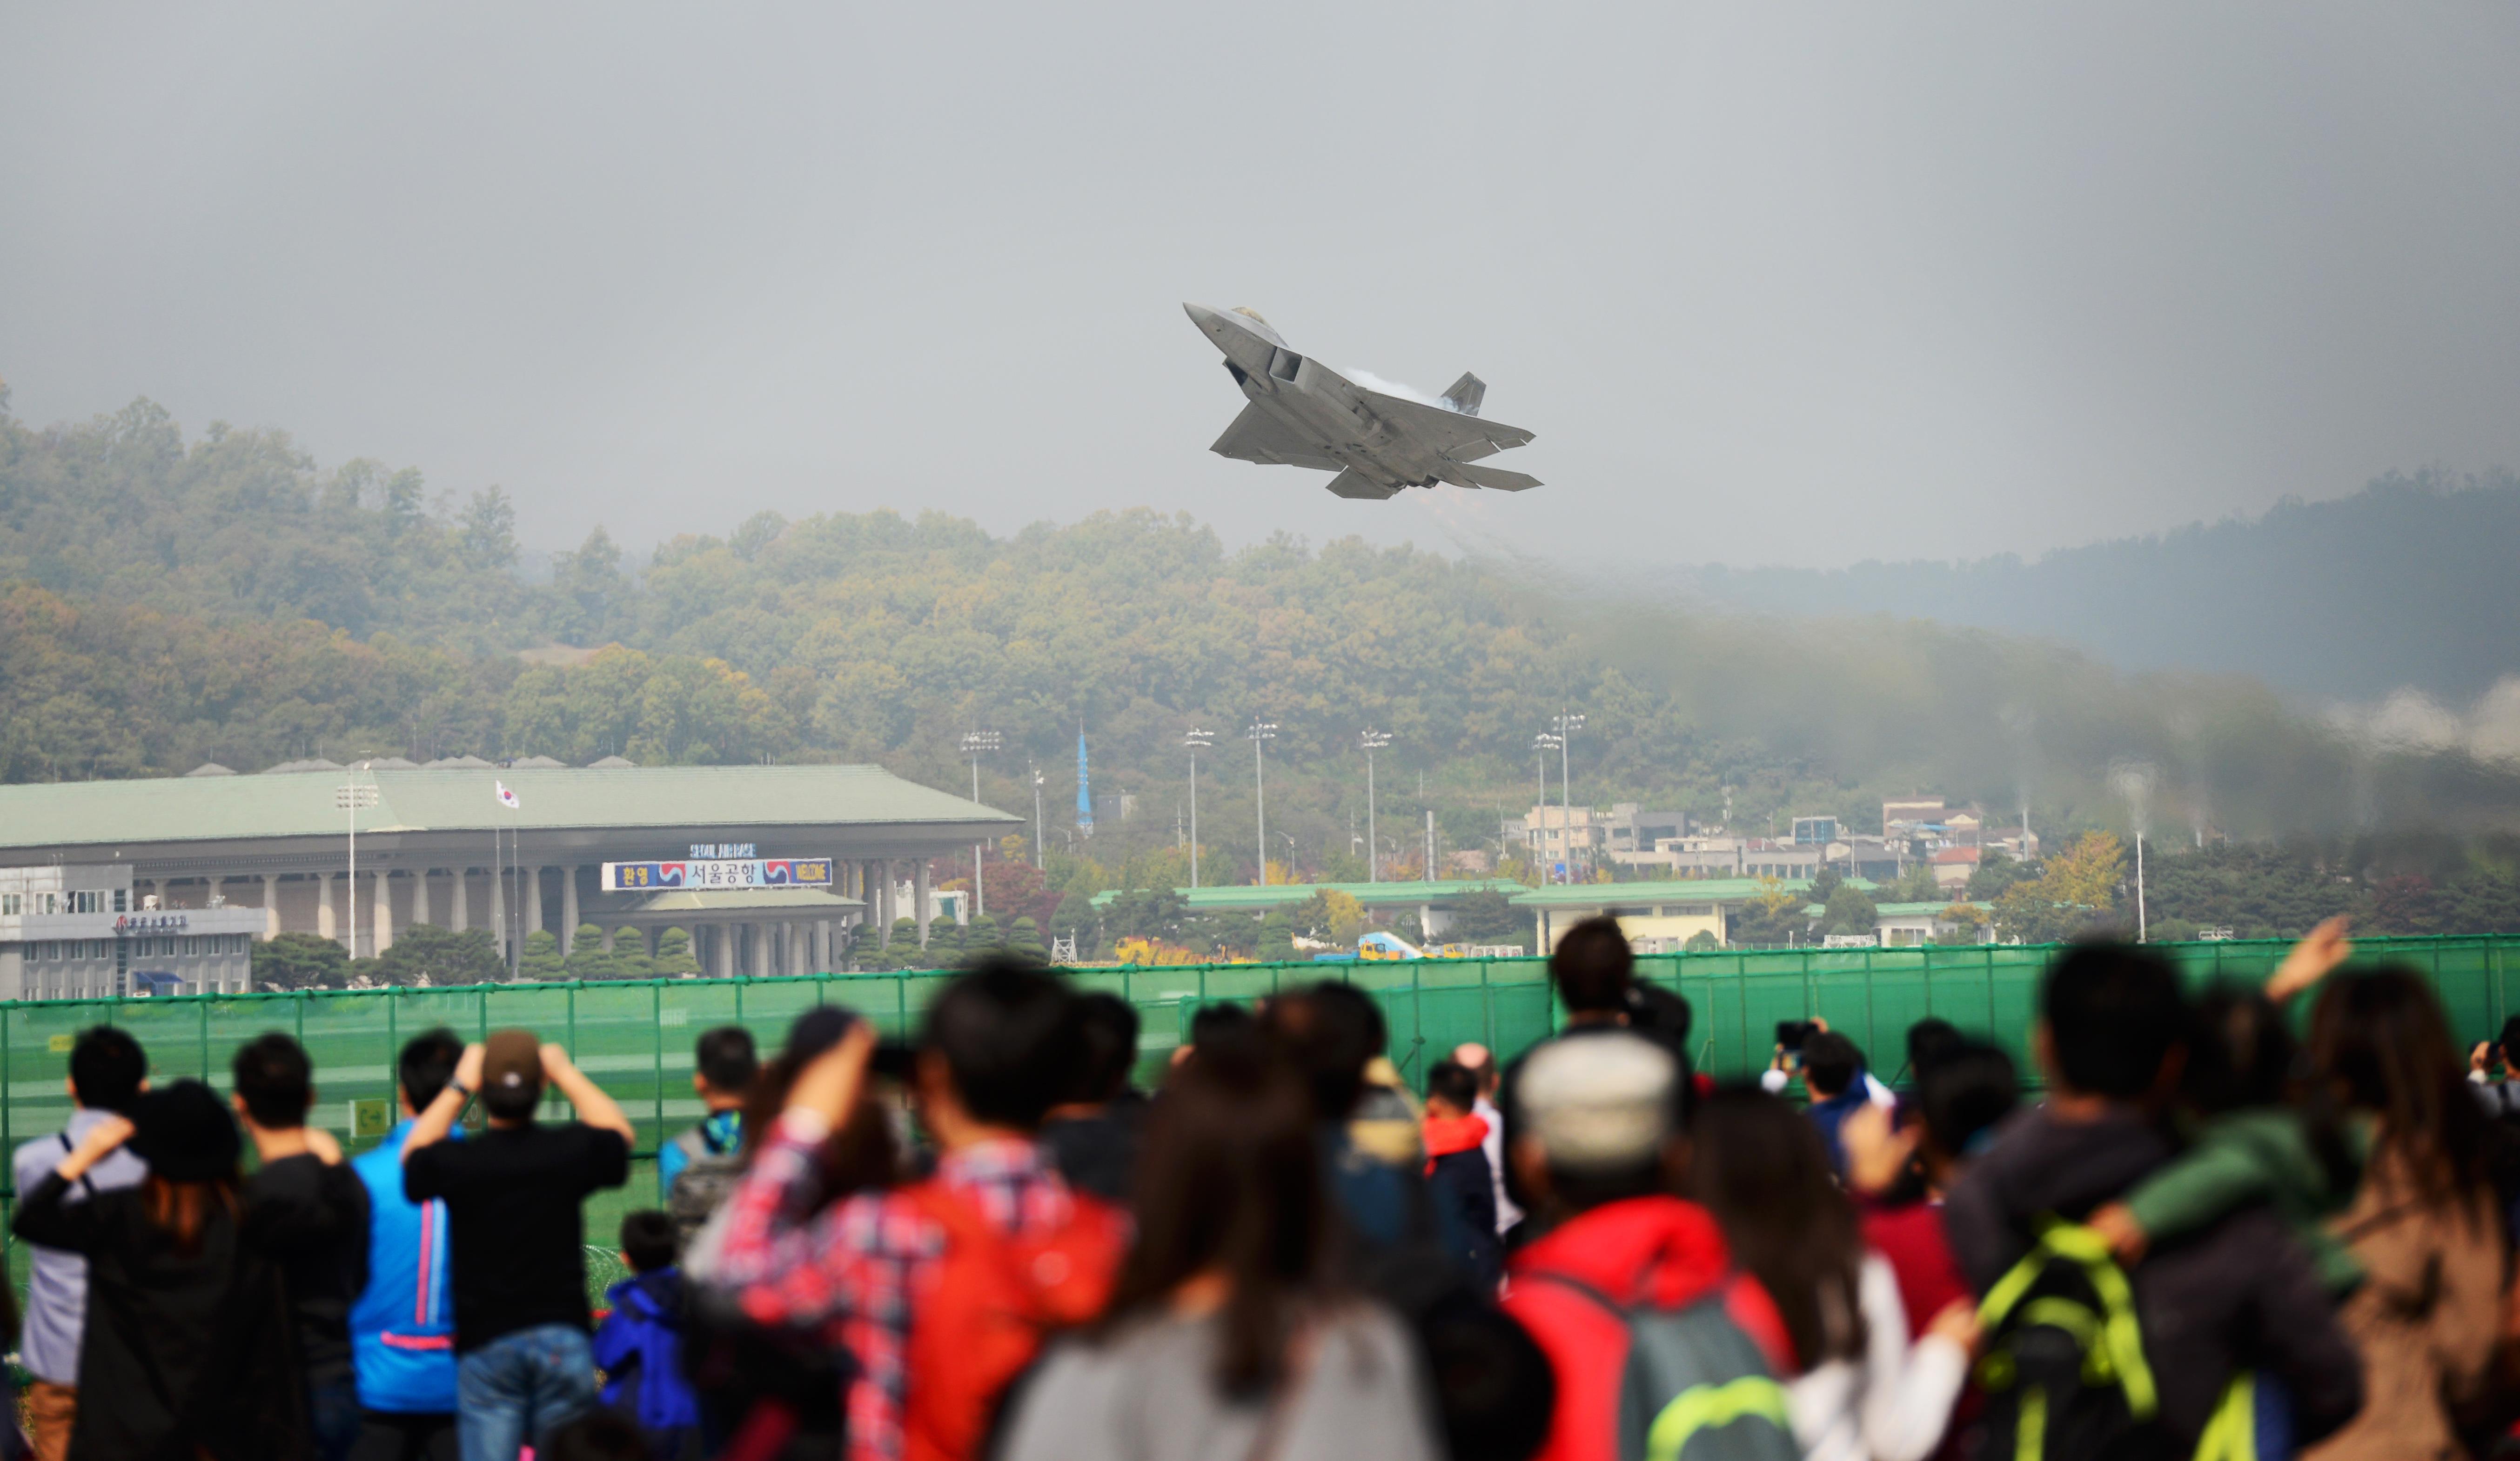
left=1439, top=374, right=1485, bottom=417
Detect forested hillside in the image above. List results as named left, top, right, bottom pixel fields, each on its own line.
left=9, top=394, right=2520, bottom=895
left=1681, top=467, right=2520, bottom=702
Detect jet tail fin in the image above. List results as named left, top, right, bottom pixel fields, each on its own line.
left=1439, top=373, right=1486, bottom=417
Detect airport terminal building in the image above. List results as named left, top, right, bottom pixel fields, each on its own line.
left=0, top=761, right=1019, bottom=999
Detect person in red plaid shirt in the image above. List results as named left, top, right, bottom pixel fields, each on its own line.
left=712, top=961, right=1093, bottom=1461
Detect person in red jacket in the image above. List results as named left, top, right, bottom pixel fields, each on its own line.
left=1502, top=1032, right=1792, bottom=1461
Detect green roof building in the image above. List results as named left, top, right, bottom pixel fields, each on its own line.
left=0, top=764, right=1019, bottom=984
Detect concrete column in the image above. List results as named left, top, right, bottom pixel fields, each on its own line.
left=260, top=874, right=281, bottom=939
left=714, top=924, right=734, bottom=979
left=915, top=860, right=933, bottom=948
left=601, top=925, right=618, bottom=953
left=413, top=869, right=433, bottom=928
left=451, top=869, right=469, bottom=933
left=527, top=867, right=547, bottom=935
left=1535, top=909, right=1548, bottom=954
left=872, top=862, right=891, bottom=947
left=560, top=866, right=581, bottom=955
left=789, top=922, right=806, bottom=977
left=373, top=870, right=394, bottom=954
left=207, top=876, right=228, bottom=909
left=816, top=918, right=832, bottom=972
left=318, top=874, right=338, bottom=942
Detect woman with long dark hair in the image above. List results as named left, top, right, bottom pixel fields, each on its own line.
left=1690, top=1088, right=1970, bottom=1461
left=2303, top=967, right=2506, bottom=1461
left=10, top=1078, right=307, bottom=1461
left=994, top=1036, right=1440, bottom=1461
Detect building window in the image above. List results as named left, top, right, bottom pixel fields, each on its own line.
left=1, top=893, right=18, bottom=915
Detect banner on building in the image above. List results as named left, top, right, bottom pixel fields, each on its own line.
left=602, top=858, right=834, bottom=892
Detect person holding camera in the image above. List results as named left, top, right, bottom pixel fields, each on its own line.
left=402, top=1031, right=634, bottom=1461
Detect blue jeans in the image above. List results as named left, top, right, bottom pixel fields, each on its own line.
left=455, top=1325, right=597, bottom=1461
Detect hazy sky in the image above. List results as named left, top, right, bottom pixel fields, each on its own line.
left=4, top=3, right=2516, bottom=569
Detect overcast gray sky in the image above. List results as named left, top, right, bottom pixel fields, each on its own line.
left=4, top=3, right=2516, bottom=569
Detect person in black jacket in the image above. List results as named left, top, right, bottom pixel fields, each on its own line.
left=1943, top=944, right=2364, bottom=1451
left=234, top=1034, right=372, bottom=1461
left=10, top=1079, right=309, bottom=1461
left=1039, top=992, right=1146, bottom=1204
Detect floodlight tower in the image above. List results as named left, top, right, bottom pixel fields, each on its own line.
left=1247, top=720, right=1278, bottom=886
left=1360, top=728, right=1392, bottom=883
left=959, top=729, right=1001, bottom=915
left=1532, top=732, right=1563, bottom=881
left=335, top=771, right=380, bottom=957
left=1184, top=728, right=1216, bottom=887
left=1030, top=762, right=1046, bottom=870
left=1553, top=710, right=1585, bottom=877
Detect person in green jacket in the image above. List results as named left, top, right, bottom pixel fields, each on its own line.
left=2088, top=981, right=2365, bottom=1294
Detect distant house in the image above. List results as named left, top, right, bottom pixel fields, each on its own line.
left=1930, top=846, right=1982, bottom=891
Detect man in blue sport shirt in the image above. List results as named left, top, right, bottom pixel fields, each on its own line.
left=349, top=1027, right=467, bottom=1461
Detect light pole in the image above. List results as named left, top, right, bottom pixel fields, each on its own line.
left=1553, top=710, right=1585, bottom=877
left=1030, top=762, right=1046, bottom=870
left=1246, top=720, right=1277, bottom=885
left=958, top=730, right=1000, bottom=915
left=1360, top=729, right=1391, bottom=883
left=1532, top=732, right=1562, bottom=881
left=334, top=772, right=379, bottom=958
left=1185, top=728, right=1216, bottom=887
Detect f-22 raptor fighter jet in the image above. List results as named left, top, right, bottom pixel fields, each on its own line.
left=1185, top=303, right=1540, bottom=500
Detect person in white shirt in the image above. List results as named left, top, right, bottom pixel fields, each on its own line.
left=1449, top=1041, right=1521, bottom=1234
left=10, top=1027, right=151, bottom=1461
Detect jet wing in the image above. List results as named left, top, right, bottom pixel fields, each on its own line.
left=1447, top=462, right=1542, bottom=492
left=1353, top=387, right=1535, bottom=460
left=1209, top=402, right=1342, bottom=471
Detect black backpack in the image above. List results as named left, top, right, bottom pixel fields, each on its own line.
left=666, top=1123, right=747, bottom=1244
left=1973, top=1218, right=2179, bottom=1461
left=1520, top=1271, right=1800, bottom=1461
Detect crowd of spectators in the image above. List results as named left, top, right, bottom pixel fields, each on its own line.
left=6, top=911, right=2518, bottom=1461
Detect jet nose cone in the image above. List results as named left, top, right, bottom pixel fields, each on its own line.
left=1184, top=302, right=1224, bottom=332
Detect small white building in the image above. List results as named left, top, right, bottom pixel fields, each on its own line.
left=0, top=865, right=266, bottom=1000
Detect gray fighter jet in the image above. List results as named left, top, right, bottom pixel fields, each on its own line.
left=1184, top=303, right=1540, bottom=500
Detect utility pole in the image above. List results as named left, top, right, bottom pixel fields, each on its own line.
left=335, top=770, right=378, bottom=959
left=1426, top=808, right=1436, bottom=884
left=1185, top=728, right=1216, bottom=888
left=1554, top=710, right=1585, bottom=879
left=1246, top=720, right=1277, bottom=886
left=1360, top=728, right=1391, bottom=883
left=959, top=730, right=1000, bottom=916
left=2135, top=830, right=2148, bottom=943
left=1030, top=762, right=1045, bottom=869
left=1532, top=732, right=1563, bottom=881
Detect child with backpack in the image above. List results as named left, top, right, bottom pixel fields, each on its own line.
left=662, top=1027, right=757, bottom=1243
left=593, top=1211, right=703, bottom=1461
left=1421, top=1059, right=1503, bottom=1289
left=712, top=959, right=1125, bottom=1461
left=1942, top=945, right=2364, bottom=1458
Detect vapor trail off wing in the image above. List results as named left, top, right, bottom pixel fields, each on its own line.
left=1353, top=387, right=1535, bottom=460
left=1209, top=402, right=1342, bottom=470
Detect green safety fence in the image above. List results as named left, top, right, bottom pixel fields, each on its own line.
left=1, top=933, right=2512, bottom=1284
left=0, top=933, right=2512, bottom=1174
